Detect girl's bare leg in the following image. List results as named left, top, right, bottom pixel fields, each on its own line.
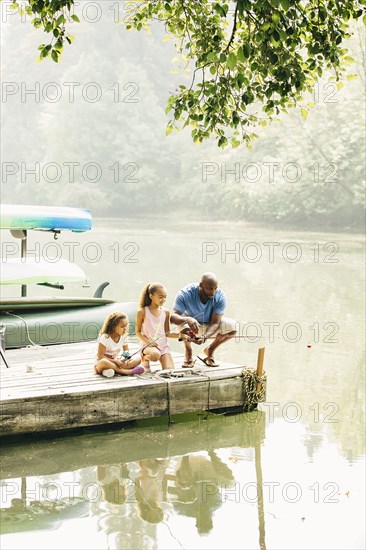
left=160, top=353, right=174, bottom=370
left=114, top=364, right=143, bottom=376
left=94, top=358, right=117, bottom=375
left=95, top=358, right=142, bottom=376
left=122, top=357, right=142, bottom=370
left=143, top=346, right=161, bottom=362
left=141, top=352, right=150, bottom=372
left=141, top=346, right=161, bottom=372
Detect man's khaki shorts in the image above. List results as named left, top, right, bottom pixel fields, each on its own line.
left=181, top=317, right=237, bottom=338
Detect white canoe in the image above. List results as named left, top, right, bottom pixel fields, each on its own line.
left=0, top=258, right=87, bottom=286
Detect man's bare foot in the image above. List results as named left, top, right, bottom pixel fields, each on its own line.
left=200, top=347, right=219, bottom=367
left=203, top=346, right=213, bottom=358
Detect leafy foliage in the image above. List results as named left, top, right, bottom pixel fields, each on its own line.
left=2, top=6, right=364, bottom=229
left=13, top=0, right=366, bottom=146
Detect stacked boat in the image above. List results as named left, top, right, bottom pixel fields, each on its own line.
left=0, top=204, right=137, bottom=349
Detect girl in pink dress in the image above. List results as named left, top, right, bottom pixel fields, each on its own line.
left=136, top=283, right=177, bottom=371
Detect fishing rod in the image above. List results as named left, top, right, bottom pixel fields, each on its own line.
left=120, top=312, right=283, bottom=363
left=120, top=312, right=205, bottom=361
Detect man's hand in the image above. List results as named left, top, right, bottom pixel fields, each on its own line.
left=192, top=336, right=206, bottom=345
left=186, top=317, right=200, bottom=332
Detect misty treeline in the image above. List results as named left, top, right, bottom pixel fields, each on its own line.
left=1, top=7, right=364, bottom=229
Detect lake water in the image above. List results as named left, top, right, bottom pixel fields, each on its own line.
left=0, top=219, right=365, bottom=549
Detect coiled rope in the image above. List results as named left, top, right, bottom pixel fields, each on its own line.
left=241, top=368, right=267, bottom=410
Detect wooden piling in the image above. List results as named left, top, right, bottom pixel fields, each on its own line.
left=256, top=347, right=265, bottom=394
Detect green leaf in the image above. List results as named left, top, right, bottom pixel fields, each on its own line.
left=166, top=124, right=173, bottom=136
left=237, top=47, right=245, bottom=62
left=218, top=136, right=228, bottom=148
left=237, top=73, right=244, bottom=88
left=71, top=14, right=80, bottom=22
left=301, top=108, right=308, bottom=120
left=243, top=44, right=250, bottom=59
left=227, top=53, right=237, bottom=70
left=269, top=34, right=279, bottom=48
left=213, top=3, right=228, bottom=18
left=280, top=0, right=290, bottom=11
left=56, top=14, right=65, bottom=26
left=51, top=50, right=59, bottom=63
left=54, top=39, right=63, bottom=51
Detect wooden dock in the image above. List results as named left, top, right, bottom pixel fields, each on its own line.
left=0, top=341, right=266, bottom=437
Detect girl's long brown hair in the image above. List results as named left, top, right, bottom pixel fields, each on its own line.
left=139, top=283, right=164, bottom=308
left=99, top=311, right=128, bottom=337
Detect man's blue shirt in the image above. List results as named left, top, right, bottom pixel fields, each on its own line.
left=173, top=283, right=226, bottom=324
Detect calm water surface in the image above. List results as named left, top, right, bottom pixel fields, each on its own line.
left=1, top=219, right=365, bottom=549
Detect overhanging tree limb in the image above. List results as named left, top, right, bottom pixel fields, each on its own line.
left=12, top=0, right=366, bottom=147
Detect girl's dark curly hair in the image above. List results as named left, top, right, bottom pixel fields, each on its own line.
left=99, top=311, right=128, bottom=337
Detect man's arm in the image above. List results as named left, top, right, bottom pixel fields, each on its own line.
left=199, top=312, right=222, bottom=341
left=171, top=309, right=201, bottom=333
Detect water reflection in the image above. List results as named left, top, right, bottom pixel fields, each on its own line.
left=168, top=451, right=235, bottom=535
left=0, top=477, right=88, bottom=535
left=97, top=464, right=130, bottom=506
left=135, top=459, right=168, bottom=524
left=0, top=411, right=266, bottom=548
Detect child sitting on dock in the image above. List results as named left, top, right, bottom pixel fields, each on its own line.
left=136, top=283, right=180, bottom=371
left=94, top=312, right=144, bottom=378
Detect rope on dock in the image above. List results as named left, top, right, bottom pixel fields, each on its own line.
left=241, top=368, right=267, bottom=409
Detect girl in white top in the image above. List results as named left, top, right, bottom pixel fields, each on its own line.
left=94, top=311, right=144, bottom=378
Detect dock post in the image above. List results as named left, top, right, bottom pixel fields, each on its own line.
left=256, top=347, right=265, bottom=394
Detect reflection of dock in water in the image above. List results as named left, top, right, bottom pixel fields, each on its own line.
left=0, top=411, right=265, bottom=479
left=0, top=411, right=267, bottom=548
left=0, top=341, right=266, bottom=437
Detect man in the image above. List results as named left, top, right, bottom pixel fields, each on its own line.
left=171, top=273, right=236, bottom=367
